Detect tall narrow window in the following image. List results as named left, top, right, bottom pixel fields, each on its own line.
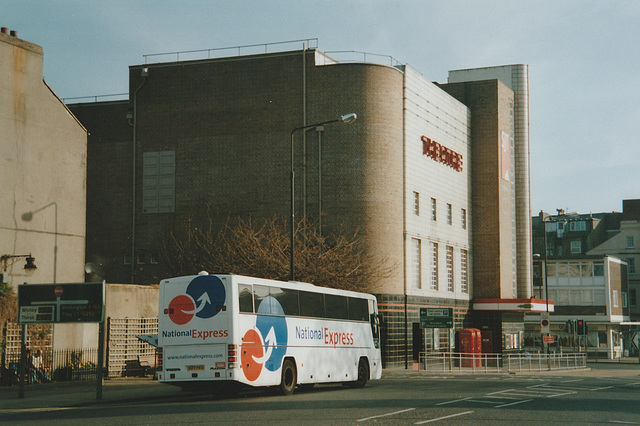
left=410, top=238, right=421, bottom=289
left=143, top=150, right=175, bottom=213
left=447, top=203, right=452, bottom=225
left=627, top=236, right=635, bottom=249
left=461, top=208, right=467, bottom=229
left=413, top=192, right=420, bottom=216
left=430, top=242, right=438, bottom=290
left=446, top=246, right=454, bottom=291
left=461, top=249, right=468, bottom=293
left=431, top=198, right=437, bottom=221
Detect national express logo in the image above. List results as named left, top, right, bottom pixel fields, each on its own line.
left=241, top=297, right=287, bottom=382
left=168, top=275, right=226, bottom=325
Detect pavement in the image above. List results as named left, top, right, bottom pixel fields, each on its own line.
left=1, top=361, right=639, bottom=412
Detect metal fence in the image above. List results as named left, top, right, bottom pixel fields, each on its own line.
left=1, top=348, right=97, bottom=387
left=421, top=351, right=587, bottom=373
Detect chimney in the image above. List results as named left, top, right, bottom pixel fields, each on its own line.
left=1, top=27, right=8, bottom=34
left=10, top=30, right=17, bottom=37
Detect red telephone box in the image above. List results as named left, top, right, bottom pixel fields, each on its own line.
left=458, top=328, right=482, bottom=367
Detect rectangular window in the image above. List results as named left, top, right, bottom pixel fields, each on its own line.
left=593, top=262, right=604, bottom=276
left=613, top=290, right=619, bottom=308
left=625, top=258, right=636, bottom=274
left=447, top=203, right=452, bottom=225
left=299, top=291, right=324, bottom=318
left=348, top=298, right=369, bottom=322
left=446, top=246, right=454, bottom=291
left=627, top=236, right=635, bottom=249
left=431, top=198, right=437, bottom=221
left=461, top=249, right=468, bottom=293
left=630, top=288, right=637, bottom=307
left=413, top=192, right=420, bottom=215
left=430, top=242, right=438, bottom=290
left=569, top=221, right=586, bottom=231
left=270, top=287, right=299, bottom=316
left=143, top=150, right=176, bottom=214
left=239, top=284, right=254, bottom=313
left=461, top=208, right=467, bottom=229
left=410, top=238, right=422, bottom=289
left=325, top=294, right=348, bottom=319
left=623, top=292, right=628, bottom=308
left=570, top=241, right=582, bottom=254
left=253, top=285, right=271, bottom=314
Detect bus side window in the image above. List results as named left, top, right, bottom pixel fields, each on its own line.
left=348, top=297, right=368, bottom=322
left=254, top=285, right=271, bottom=314
left=300, top=291, right=324, bottom=318
left=271, top=287, right=299, bottom=316
left=239, top=284, right=254, bottom=313
left=325, top=294, right=348, bottom=319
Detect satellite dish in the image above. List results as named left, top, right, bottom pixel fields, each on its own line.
left=85, top=262, right=96, bottom=274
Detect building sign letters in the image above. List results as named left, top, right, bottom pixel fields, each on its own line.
left=421, top=135, right=463, bottom=172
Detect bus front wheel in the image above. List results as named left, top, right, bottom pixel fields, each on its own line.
left=352, top=358, right=369, bottom=388
left=280, top=359, right=297, bottom=395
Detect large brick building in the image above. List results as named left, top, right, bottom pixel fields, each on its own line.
left=69, top=44, right=535, bottom=366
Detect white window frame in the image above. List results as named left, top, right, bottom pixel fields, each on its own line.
left=461, top=249, right=468, bottom=293
left=446, top=246, right=454, bottom=292
left=413, top=192, right=420, bottom=216
left=431, top=198, right=437, bottom=221
left=430, top=242, right=438, bottom=290
left=411, top=238, right=422, bottom=289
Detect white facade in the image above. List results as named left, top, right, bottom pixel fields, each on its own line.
left=403, top=66, right=472, bottom=301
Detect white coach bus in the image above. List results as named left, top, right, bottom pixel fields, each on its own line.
left=157, top=272, right=383, bottom=395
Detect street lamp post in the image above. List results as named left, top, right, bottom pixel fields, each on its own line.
left=542, top=216, right=551, bottom=370
left=289, top=113, right=357, bottom=281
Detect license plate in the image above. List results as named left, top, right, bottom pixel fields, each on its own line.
left=187, top=365, right=204, bottom=371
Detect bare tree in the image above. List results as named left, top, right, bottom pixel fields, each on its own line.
left=160, top=215, right=394, bottom=293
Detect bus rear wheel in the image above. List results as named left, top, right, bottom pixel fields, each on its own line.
left=280, top=359, right=297, bottom=395
left=352, top=358, right=369, bottom=388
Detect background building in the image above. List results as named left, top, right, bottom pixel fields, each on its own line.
left=69, top=44, right=534, bottom=367
left=531, top=200, right=638, bottom=358
left=0, top=29, right=89, bottom=349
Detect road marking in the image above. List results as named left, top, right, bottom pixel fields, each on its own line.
left=494, top=399, right=533, bottom=408
left=357, top=408, right=415, bottom=422
left=590, top=386, right=614, bottom=391
left=610, top=421, right=640, bottom=425
left=436, top=397, right=471, bottom=406
left=0, top=407, right=74, bottom=414
left=415, top=410, right=474, bottom=424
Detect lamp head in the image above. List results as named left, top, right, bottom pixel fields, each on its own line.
left=24, top=256, right=37, bottom=274
left=340, top=113, right=357, bottom=124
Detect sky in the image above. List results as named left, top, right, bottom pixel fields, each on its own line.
left=4, top=0, right=639, bottom=215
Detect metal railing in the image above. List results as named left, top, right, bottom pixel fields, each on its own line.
left=1, top=348, right=98, bottom=387
left=143, top=38, right=319, bottom=64
left=421, top=351, right=587, bottom=373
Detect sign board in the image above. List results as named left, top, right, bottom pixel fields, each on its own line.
left=420, top=308, right=453, bottom=329
left=17, top=282, right=104, bottom=324
left=543, top=335, right=554, bottom=344
left=540, top=312, right=550, bottom=334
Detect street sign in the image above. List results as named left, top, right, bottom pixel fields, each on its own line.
left=543, top=335, right=554, bottom=344
left=17, top=282, right=104, bottom=324
left=541, top=312, right=550, bottom=334
left=420, top=308, right=453, bottom=329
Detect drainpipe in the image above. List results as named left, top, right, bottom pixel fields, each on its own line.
left=131, top=68, right=148, bottom=284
